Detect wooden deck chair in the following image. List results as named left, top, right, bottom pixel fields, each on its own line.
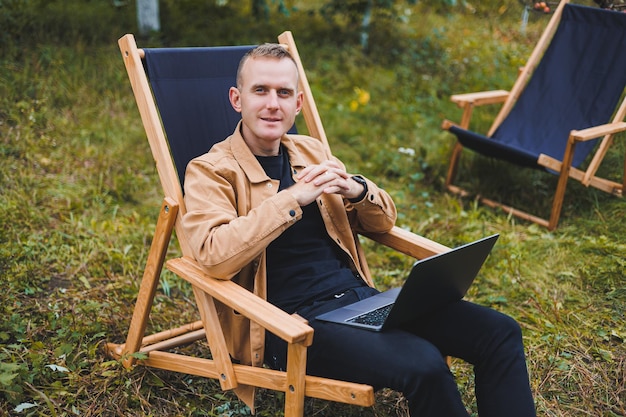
left=441, top=1, right=626, bottom=230
left=106, top=31, right=450, bottom=416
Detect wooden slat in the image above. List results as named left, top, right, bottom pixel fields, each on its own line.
left=140, top=350, right=375, bottom=406
left=538, top=154, right=622, bottom=196
left=480, top=195, right=550, bottom=229
left=362, top=226, right=449, bottom=259
left=285, top=343, right=307, bottom=417
left=548, top=134, right=580, bottom=230
left=446, top=184, right=552, bottom=228
left=106, top=322, right=205, bottom=359
left=582, top=95, right=626, bottom=185
left=193, top=287, right=238, bottom=390
left=139, top=329, right=206, bottom=353
left=450, top=90, right=509, bottom=107
left=445, top=142, right=464, bottom=187
left=570, top=121, right=626, bottom=142
left=138, top=320, right=204, bottom=347
left=449, top=90, right=510, bottom=130
left=120, top=198, right=178, bottom=368
left=167, top=257, right=314, bottom=345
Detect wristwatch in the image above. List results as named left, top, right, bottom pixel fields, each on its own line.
left=348, top=175, right=368, bottom=203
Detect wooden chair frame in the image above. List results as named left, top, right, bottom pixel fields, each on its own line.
left=106, top=31, right=450, bottom=416
left=442, top=0, right=626, bottom=230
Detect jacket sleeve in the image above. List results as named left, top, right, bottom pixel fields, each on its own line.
left=344, top=175, right=397, bottom=234
left=182, top=157, right=302, bottom=280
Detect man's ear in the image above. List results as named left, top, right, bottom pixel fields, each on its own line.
left=229, top=86, right=242, bottom=113
left=295, top=90, right=304, bottom=114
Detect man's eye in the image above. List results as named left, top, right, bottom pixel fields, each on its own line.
left=278, top=89, right=291, bottom=96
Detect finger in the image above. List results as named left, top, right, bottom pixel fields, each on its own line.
left=303, top=166, right=330, bottom=183
left=323, top=183, right=351, bottom=195
left=313, top=171, right=334, bottom=186
left=296, top=165, right=315, bottom=180
left=320, top=160, right=342, bottom=170
left=333, top=169, right=350, bottom=180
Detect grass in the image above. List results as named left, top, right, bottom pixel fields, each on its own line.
left=1, top=1, right=625, bottom=416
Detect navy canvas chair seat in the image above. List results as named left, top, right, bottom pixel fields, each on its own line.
left=442, top=1, right=626, bottom=230
left=448, top=125, right=543, bottom=169
left=143, top=46, right=255, bottom=185
left=106, top=32, right=450, bottom=416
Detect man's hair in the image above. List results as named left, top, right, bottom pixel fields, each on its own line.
left=236, top=43, right=298, bottom=88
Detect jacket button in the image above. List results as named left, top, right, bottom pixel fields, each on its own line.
left=289, top=209, right=296, bottom=217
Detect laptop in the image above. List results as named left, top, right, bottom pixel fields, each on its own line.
left=315, top=234, right=499, bottom=331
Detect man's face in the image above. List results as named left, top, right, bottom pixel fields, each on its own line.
left=229, top=56, right=303, bottom=155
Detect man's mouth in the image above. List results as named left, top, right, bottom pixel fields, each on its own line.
left=261, top=117, right=281, bottom=123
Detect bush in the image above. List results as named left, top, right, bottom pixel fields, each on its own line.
left=0, top=0, right=134, bottom=54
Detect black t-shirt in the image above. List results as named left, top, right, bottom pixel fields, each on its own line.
left=256, top=147, right=364, bottom=314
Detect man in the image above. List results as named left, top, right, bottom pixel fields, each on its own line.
left=182, top=43, right=536, bottom=416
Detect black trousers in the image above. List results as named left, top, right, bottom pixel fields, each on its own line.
left=265, top=286, right=536, bottom=417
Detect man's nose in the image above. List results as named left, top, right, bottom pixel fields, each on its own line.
left=266, top=90, right=279, bottom=108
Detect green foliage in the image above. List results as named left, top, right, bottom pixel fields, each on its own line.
left=0, top=0, right=134, bottom=54
left=1, top=0, right=625, bottom=416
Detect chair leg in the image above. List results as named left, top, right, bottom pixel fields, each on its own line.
left=622, top=151, right=626, bottom=195
left=192, top=287, right=238, bottom=391
left=445, top=102, right=475, bottom=190
left=445, top=142, right=464, bottom=189
left=549, top=137, right=577, bottom=230
left=119, top=197, right=178, bottom=367
left=549, top=180, right=567, bottom=231
left=284, top=342, right=307, bottom=417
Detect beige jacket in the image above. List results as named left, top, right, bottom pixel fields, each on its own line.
left=182, top=123, right=397, bottom=407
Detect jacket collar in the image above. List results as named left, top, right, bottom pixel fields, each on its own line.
left=230, top=121, right=307, bottom=182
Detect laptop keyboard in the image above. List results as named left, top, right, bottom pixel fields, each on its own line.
left=347, top=303, right=393, bottom=327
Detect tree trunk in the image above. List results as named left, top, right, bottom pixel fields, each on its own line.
left=137, top=0, right=160, bottom=36
left=360, top=0, right=373, bottom=50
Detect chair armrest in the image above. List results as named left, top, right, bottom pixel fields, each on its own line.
left=571, top=121, right=626, bottom=142
left=166, top=257, right=314, bottom=346
left=441, top=119, right=460, bottom=130
left=444, top=90, right=509, bottom=131
left=361, top=226, right=450, bottom=260
left=450, top=90, right=509, bottom=107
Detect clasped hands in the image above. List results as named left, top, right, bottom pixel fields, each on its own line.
left=288, top=160, right=364, bottom=206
